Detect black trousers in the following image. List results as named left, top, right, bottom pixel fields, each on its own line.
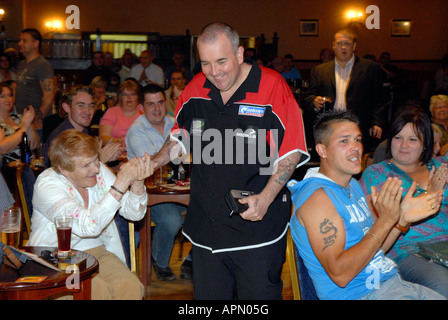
left=191, top=234, right=287, bottom=300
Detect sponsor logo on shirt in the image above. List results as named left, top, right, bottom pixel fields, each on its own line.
left=191, top=119, right=205, bottom=136
left=235, top=128, right=257, bottom=140
left=238, top=105, right=265, bottom=117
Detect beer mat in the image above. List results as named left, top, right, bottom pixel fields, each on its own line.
left=0, top=259, right=57, bottom=283
left=15, top=276, right=47, bottom=283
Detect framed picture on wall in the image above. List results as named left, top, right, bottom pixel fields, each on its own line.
left=391, top=19, right=411, bottom=36
left=299, top=19, right=319, bottom=36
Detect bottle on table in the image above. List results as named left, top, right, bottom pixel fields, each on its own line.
left=20, top=132, right=32, bottom=164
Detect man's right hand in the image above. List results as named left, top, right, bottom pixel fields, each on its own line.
left=313, top=96, right=325, bottom=111
left=370, top=177, right=403, bottom=226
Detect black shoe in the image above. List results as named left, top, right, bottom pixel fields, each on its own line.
left=152, top=256, right=176, bottom=281
left=180, top=259, right=192, bottom=279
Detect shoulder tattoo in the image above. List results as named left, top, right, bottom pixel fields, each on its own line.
left=41, top=78, right=54, bottom=92
left=320, top=218, right=338, bottom=252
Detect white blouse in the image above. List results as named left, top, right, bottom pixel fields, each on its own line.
left=28, top=162, right=148, bottom=263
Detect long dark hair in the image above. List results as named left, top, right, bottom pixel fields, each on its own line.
left=386, top=107, right=434, bottom=164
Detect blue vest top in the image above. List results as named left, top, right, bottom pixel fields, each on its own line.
left=288, top=174, right=397, bottom=300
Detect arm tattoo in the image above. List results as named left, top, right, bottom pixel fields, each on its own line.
left=275, top=157, right=295, bottom=186
left=320, top=218, right=338, bottom=252
left=41, top=78, right=54, bottom=92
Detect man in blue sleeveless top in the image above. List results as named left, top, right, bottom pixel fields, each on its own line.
left=288, top=111, right=446, bottom=300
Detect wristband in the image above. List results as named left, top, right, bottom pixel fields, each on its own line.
left=394, top=222, right=410, bottom=233
left=110, top=185, right=125, bottom=195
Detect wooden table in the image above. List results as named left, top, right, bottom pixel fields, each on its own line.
left=140, top=182, right=190, bottom=286
left=0, top=247, right=99, bottom=300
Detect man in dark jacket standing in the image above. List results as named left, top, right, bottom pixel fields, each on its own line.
left=303, top=28, right=386, bottom=152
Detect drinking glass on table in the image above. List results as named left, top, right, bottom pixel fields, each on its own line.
left=156, top=165, right=173, bottom=185
left=54, top=215, right=73, bottom=257
left=1, top=207, right=21, bottom=248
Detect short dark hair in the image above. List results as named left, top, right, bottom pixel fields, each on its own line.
left=386, top=108, right=433, bottom=164
left=21, top=28, right=43, bottom=50
left=142, top=83, right=165, bottom=99
left=313, top=110, right=360, bottom=145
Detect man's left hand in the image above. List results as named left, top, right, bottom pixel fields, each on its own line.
left=239, top=194, right=270, bottom=222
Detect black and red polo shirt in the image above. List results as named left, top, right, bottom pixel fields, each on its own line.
left=170, top=62, right=309, bottom=252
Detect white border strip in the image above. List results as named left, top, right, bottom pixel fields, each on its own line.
left=182, top=222, right=290, bottom=254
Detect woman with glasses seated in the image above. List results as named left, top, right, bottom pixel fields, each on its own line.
left=99, top=80, right=143, bottom=149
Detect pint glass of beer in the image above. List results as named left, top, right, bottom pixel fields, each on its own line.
left=54, top=215, right=73, bottom=257
left=1, top=207, right=21, bottom=248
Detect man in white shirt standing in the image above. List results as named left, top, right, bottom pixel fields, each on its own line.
left=304, top=28, right=386, bottom=152
left=129, top=50, right=165, bottom=87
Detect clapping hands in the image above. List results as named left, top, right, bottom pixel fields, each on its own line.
left=114, top=153, right=154, bottom=196
left=399, top=181, right=443, bottom=225
left=370, top=177, right=403, bottom=225
left=428, top=163, right=448, bottom=194
left=122, top=153, right=154, bottom=182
